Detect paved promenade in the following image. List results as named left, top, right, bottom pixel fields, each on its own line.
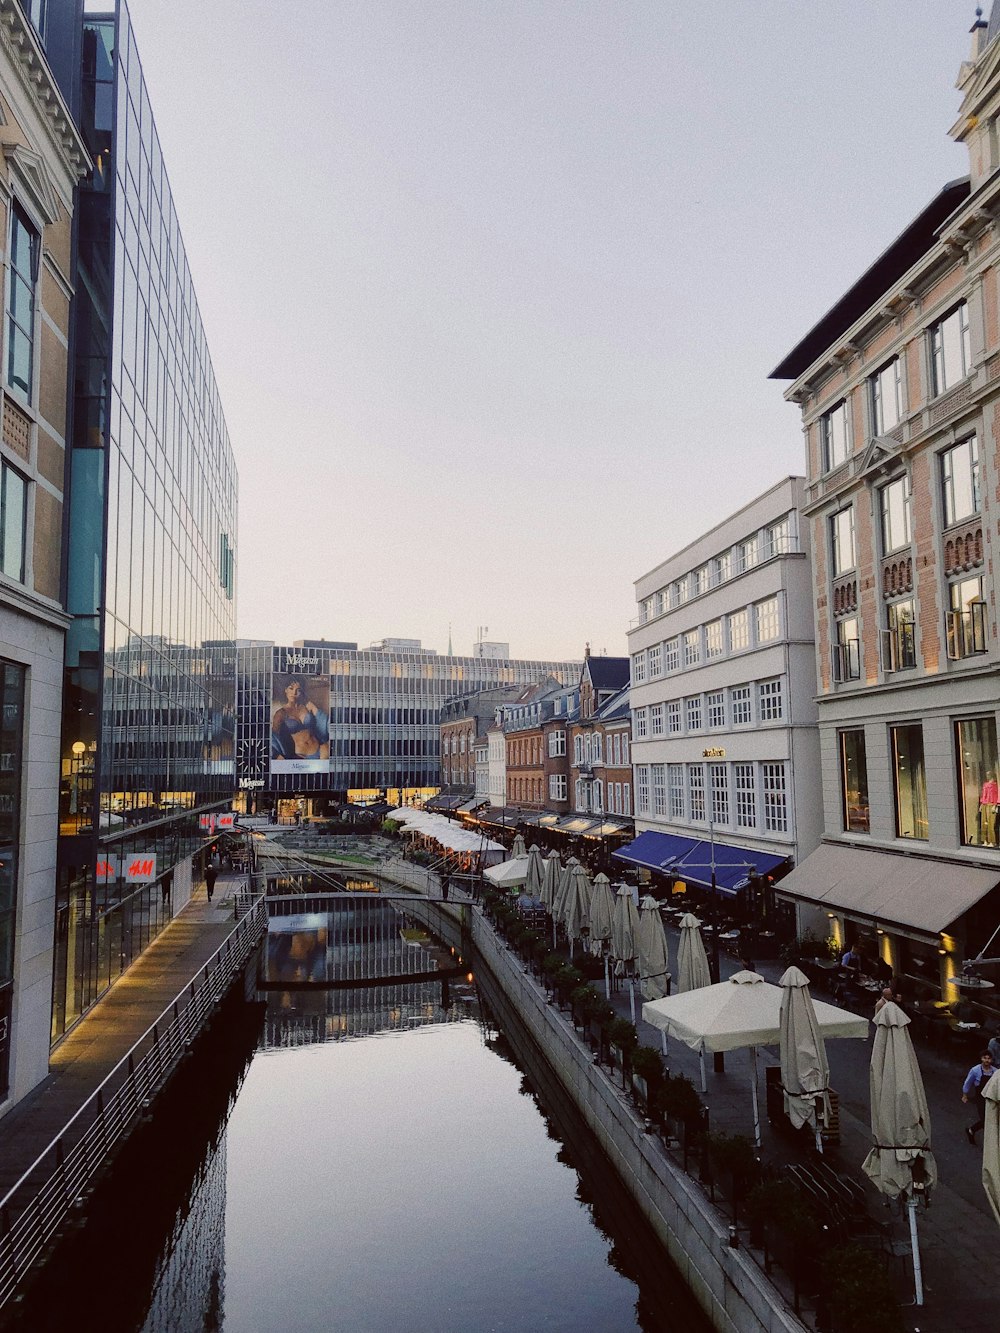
left=0, top=873, right=245, bottom=1201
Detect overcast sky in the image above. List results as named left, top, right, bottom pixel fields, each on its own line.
left=120, top=0, right=974, bottom=660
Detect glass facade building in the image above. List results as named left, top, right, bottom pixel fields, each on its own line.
left=53, top=2, right=237, bottom=1039
left=236, top=644, right=578, bottom=809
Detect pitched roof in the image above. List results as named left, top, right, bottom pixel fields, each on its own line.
left=584, top=656, right=630, bottom=691
left=596, top=684, right=631, bottom=722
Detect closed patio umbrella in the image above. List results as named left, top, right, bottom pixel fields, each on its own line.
left=553, top=856, right=579, bottom=925
left=562, top=863, right=592, bottom=957
left=611, top=885, right=640, bottom=972
left=677, top=913, right=712, bottom=993
left=510, top=833, right=527, bottom=858
left=862, top=1001, right=936, bottom=1306
left=588, top=874, right=616, bottom=955
left=540, top=850, right=560, bottom=912
left=982, top=1073, right=1000, bottom=1228
left=637, top=896, right=670, bottom=1001
left=779, top=965, right=831, bottom=1153
left=525, top=845, right=545, bottom=901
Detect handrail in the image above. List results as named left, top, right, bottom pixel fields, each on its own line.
left=0, top=896, right=267, bottom=1310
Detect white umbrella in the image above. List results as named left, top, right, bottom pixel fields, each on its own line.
left=588, top=874, right=616, bottom=955
left=982, top=1074, right=1000, bottom=1228
left=553, top=856, right=579, bottom=925
left=643, top=970, right=868, bottom=1143
left=779, top=965, right=831, bottom=1153
left=862, top=1001, right=936, bottom=1306
left=562, top=863, right=593, bottom=956
left=540, top=850, right=560, bottom=912
left=483, top=856, right=529, bottom=889
left=611, top=884, right=640, bottom=971
left=677, top=913, right=711, bottom=993
left=510, top=833, right=527, bottom=858
left=525, top=845, right=545, bottom=900
left=637, top=896, right=670, bottom=1001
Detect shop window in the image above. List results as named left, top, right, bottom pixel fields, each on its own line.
left=891, top=723, right=927, bottom=840
left=840, top=729, right=869, bottom=833
left=956, top=717, right=1000, bottom=848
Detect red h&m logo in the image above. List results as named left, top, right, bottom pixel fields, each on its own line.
left=95, top=856, right=119, bottom=884
left=125, top=855, right=157, bottom=884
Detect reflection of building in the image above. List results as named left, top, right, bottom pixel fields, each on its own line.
left=235, top=641, right=579, bottom=814
left=770, top=15, right=1000, bottom=1003
left=622, top=478, right=820, bottom=916
left=51, top=1, right=237, bottom=1039
left=0, top=2, right=88, bottom=1110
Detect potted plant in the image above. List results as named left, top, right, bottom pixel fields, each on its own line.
left=630, top=1044, right=664, bottom=1111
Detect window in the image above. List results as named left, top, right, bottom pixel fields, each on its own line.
left=710, top=764, right=729, bottom=825
left=23, top=0, right=46, bottom=40
left=705, top=620, right=723, bottom=659
left=930, top=302, right=971, bottom=396
left=839, top=730, right=869, bottom=833
left=633, top=708, right=648, bottom=740
left=714, top=551, right=732, bottom=584
left=729, top=609, right=749, bottom=652
left=548, top=774, right=567, bottom=801
left=636, top=765, right=650, bottom=814
left=833, top=616, right=861, bottom=683
left=870, top=357, right=902, bottom=434
left=830, top=506, right=855, bottom=576
left=592, top=780, right=603, bottom=813
left=879, top=476, right=911, bottom=555
left=647, top=643, right=662, bottom=677
left=693, top=564, right=711, bottom=596
left=730, top=684, right=751, bottom=726
left=821, top=400, right=850, bottom=471
left=707, top=691, right=725, bottom=728
left=652, top=764, right=667, bottom=816
left=762, top=763, right=788, bottom=833
left=655, top=590, right=667, bottom=616
left=592, top=734, right=603, bottom=763
left=632, top=650, right=647, bottom=683
left=688, top=764, right=705, bottom=821
left=737, top=534, right=759, bottom=573
left=623, top=783, right=631, bottom=815
left=668, top=765, right=684, bottom=819
left=675, top=578, right=689, bottom=605
left=683, top=629, right=701, bottom=667
left=0, top=660, right=24, bottom=1100
left=621, top=734, right=629, bottom=766
left=734, top=764, right=756, bottom=829
left=755, top=597, right=780, bottom=643
left=757, top=678, right=783, bottom=722
left=891, top=724, right=927, bottom=840
left=6, top=202, right=39, bottom=403
left=574, top=735, right=584, bottom=764
left=0, top=461, right=27, bottom=583
left=941, top=436, right=981, bottom=526
left=764, top=517, right=790, bottom=559
left=685, top=696, right=702, bottom=731
left=882, top=599, right=916, bottom=672
left=664, top=638, right=680, bottom=672
left=956, top=717, right=1000, bottom=847
left=947, top=576, right=987, bottom=660
left=650, top=703, right=664, bottom=737
left=548, top=730, right=566, bottom=757
left=667, top=701, right=681, bottom=734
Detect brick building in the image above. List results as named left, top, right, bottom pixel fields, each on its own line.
left=569, top=654, right=631, bottom=816
left=771, top=11, right=1000, bottom=1006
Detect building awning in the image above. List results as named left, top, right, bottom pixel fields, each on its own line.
left=556, top=816, right=602, bottom=834
left=614, top=830, right=789, bottom=896
left=774, top=841, right=1000, bottom=937
left=457, top=797, right=487, bottom=814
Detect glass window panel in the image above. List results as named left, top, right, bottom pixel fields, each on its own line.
left=956, top=717, right=1000, bottom=847
left=941, top=436, right=981, bottom=526
left=879, top=476, right=910, bottom=554
left=892, top=723, right=927, bottom=839
left=1, top=465, right=25, bottom=582
left=830, top=507, right=855, bottom=575
left=822, top=400, right=849, bottom=470
left=840, top=730, right=869, bottom=833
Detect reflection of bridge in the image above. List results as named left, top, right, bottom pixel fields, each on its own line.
left=258, top=893, right=478, bottom=1050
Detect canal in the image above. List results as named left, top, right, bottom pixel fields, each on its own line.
left=5, top=900, right=708, bottom=1332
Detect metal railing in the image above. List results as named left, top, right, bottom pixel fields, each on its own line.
left=0, top=895, right=267, bottom=1310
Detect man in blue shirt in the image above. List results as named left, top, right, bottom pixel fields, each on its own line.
left=962, top=1051, right=996, bottom=1143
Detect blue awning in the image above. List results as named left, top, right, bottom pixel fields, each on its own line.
left=614, top=831, right=789, bottom=896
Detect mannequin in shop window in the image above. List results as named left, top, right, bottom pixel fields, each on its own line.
left=978, top=771, right=999, bottom=847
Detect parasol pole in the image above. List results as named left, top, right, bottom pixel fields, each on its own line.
left=907, top=1195, right=924, bottom=1306
left=750, top=1045, right=761, bottom=1148
left=604, top=950, right=610, bottom=1001
left=699, top=1041, right=707, bottom=1094
left=628, top=976, right=636, bottom=1023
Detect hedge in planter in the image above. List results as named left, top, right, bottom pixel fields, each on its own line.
left=818, top=1243, right=904, bottom=1333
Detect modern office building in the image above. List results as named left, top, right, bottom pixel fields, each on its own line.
left=0, top=0, right=87, bottom=1110
left=50, top=0, right=238, bottom=1040
left=234, top=640, right=578, bottom=815
left=770, top=12, right=1000, bottom=1005
left=621, top=478, right=821, bottom=927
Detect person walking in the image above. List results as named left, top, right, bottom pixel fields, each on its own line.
left=962, top=1050, right=996, bottom=1143
left=205, top=864, right=218, bottom=903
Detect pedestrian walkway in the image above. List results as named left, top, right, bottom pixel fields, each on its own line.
left=0, top=871, right=247, bottom=1201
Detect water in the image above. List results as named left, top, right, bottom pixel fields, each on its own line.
left=6, top=907, right=708, bottom=1333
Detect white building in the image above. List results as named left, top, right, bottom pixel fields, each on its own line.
left=474, top=737, right=490, bottom=804
left=487, top=723, right=506, bottom=807
left=622, top=478, right=821, bottom=924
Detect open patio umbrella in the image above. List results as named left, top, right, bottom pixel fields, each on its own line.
left=540, top=850, right=560, bottom=913
left=483, top=856, right=529, bottom=890
left=779, top=966, right=831, bottom=1153
left=637, top=896, right=670, bottom=1001
left=982, top=1073, right=1000, bottom=1228
left=862, top=1001, right=936, bottom=1307
left=562, top=863, right=592, bottom=957
left=525, top=845, right=545, bottom=901
left=643, top=970, right=868, bottom=1144
left=677, top=913, right=712, bottom=993
left=510, top=833, right=527, bottom=858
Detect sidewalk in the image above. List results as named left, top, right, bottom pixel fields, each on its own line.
left=0, top=872, right=246, bottom=1201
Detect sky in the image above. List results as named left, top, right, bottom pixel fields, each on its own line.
left=119, top=0, right=975, bottom=661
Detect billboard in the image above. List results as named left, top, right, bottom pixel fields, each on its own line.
left=270, top=665, right=330, bottom=775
